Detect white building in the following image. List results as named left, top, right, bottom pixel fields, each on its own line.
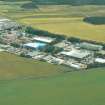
left=79, top=42, right=103, bottom=51
left=24, top=42, right=47, bottom=50
left=95, top=58, right=105, bottom=63
left=33, top=36, right=56, bottom=44
left=59, top=49, right=91, bottom=59
left=70, top=63, right=87, bottom=69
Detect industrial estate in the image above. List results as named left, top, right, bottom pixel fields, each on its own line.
left=0, top=17, right=105, bottom=70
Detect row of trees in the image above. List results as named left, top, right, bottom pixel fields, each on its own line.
left=25, top=26, right=105, bottom=49
left=25, top=26, right=65, bottom=40
left=31, top=0, right=105, bottom=5
left=88, top=63, right=105, bottom=69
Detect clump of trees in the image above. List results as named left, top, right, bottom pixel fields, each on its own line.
left=83, top=17, right=105, bottom=25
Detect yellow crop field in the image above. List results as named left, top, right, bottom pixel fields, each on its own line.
left=19, top=17, right=105, bottom=42
left=0, top=3, right=105, bottom=42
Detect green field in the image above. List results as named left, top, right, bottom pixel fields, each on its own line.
left=0, top=52, right=105, bottom=105
left=0, top=67, right=105, bottom=105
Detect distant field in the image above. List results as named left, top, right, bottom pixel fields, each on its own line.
left=0, top=2, right=105, bottom=42
left=20, top=17, right=105, bottom=42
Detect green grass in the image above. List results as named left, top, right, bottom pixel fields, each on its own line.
left=0, top=52, right=105, bottom=105
left=0, top=68, right=105, bottom=105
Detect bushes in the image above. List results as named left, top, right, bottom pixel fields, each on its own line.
left=88, top=63, right=105, bottom=69
left=25, top=26, right=51, bottom=36
left=83, top=17, right=105, bottom=25
left=68, top=37, right=81, bottom=43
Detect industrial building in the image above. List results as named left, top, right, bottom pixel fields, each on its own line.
left=79, top=42, right=103, bottom=51
left=0, top=18, right=20, bottom=30
left=69, top=63, right=87, bottom=69
left=24, top=42, right=47, bottom=51
left=57, top=49, right=94, bottom=66
left=95, top=58, right=105, bottom=63
left=33, top=36, right=56, bottom=44
left=54, top=40, right=72, bottom=50
left=25, top=51, right=46, bottom=59
left=59, top=49, right=91, bottom=60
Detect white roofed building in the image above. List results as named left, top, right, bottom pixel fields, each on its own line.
left=33, top=36, right=56, bottom=44
left=95, top=58, right=105, bottom=63
left=23, top=42, right=47, bottom=51
left=59, top=49, right=91, bottom=59
left=79, top=42, right=103, bottom=51
left=70, top=63, right=87, bottom=69
left=58, top=49, right=93, bottom=64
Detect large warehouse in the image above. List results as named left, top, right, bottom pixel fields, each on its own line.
left=33, top=36, right=56, bottom=44
left=59, top=50, right=90, bottom=59
left=58, top=49, right=92, bottom=61
left=79, top=42, right=103, bottom=51
left=24, top=42, right=47, bottom=50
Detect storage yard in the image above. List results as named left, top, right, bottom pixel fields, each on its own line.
left=0, top=17, right=105, bottom=70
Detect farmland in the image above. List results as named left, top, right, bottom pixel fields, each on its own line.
left=20, top=17, right=105, bottom=42
left=0, top=1, right=105, bottom=42
left=0, top=67, right=105, bottom=105
left=0, top=53, right=104, bottom=105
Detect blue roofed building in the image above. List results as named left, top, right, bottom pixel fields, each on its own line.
left=24, top=42, right=47, bottom=51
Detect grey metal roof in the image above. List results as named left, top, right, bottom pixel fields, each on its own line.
left=79, top=42, right=103, bottom=51
left=60, top=50, right=91, bottom=59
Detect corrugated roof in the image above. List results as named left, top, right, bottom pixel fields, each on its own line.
left=80, top=42, right=103, bottom=50
left=33, top=36, right=56, bottom=43
left=24, top=42, right=47, bottom=49
left=95, top=58, right=105, bottom=63
left=60, top=50, right=91, bottom=59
